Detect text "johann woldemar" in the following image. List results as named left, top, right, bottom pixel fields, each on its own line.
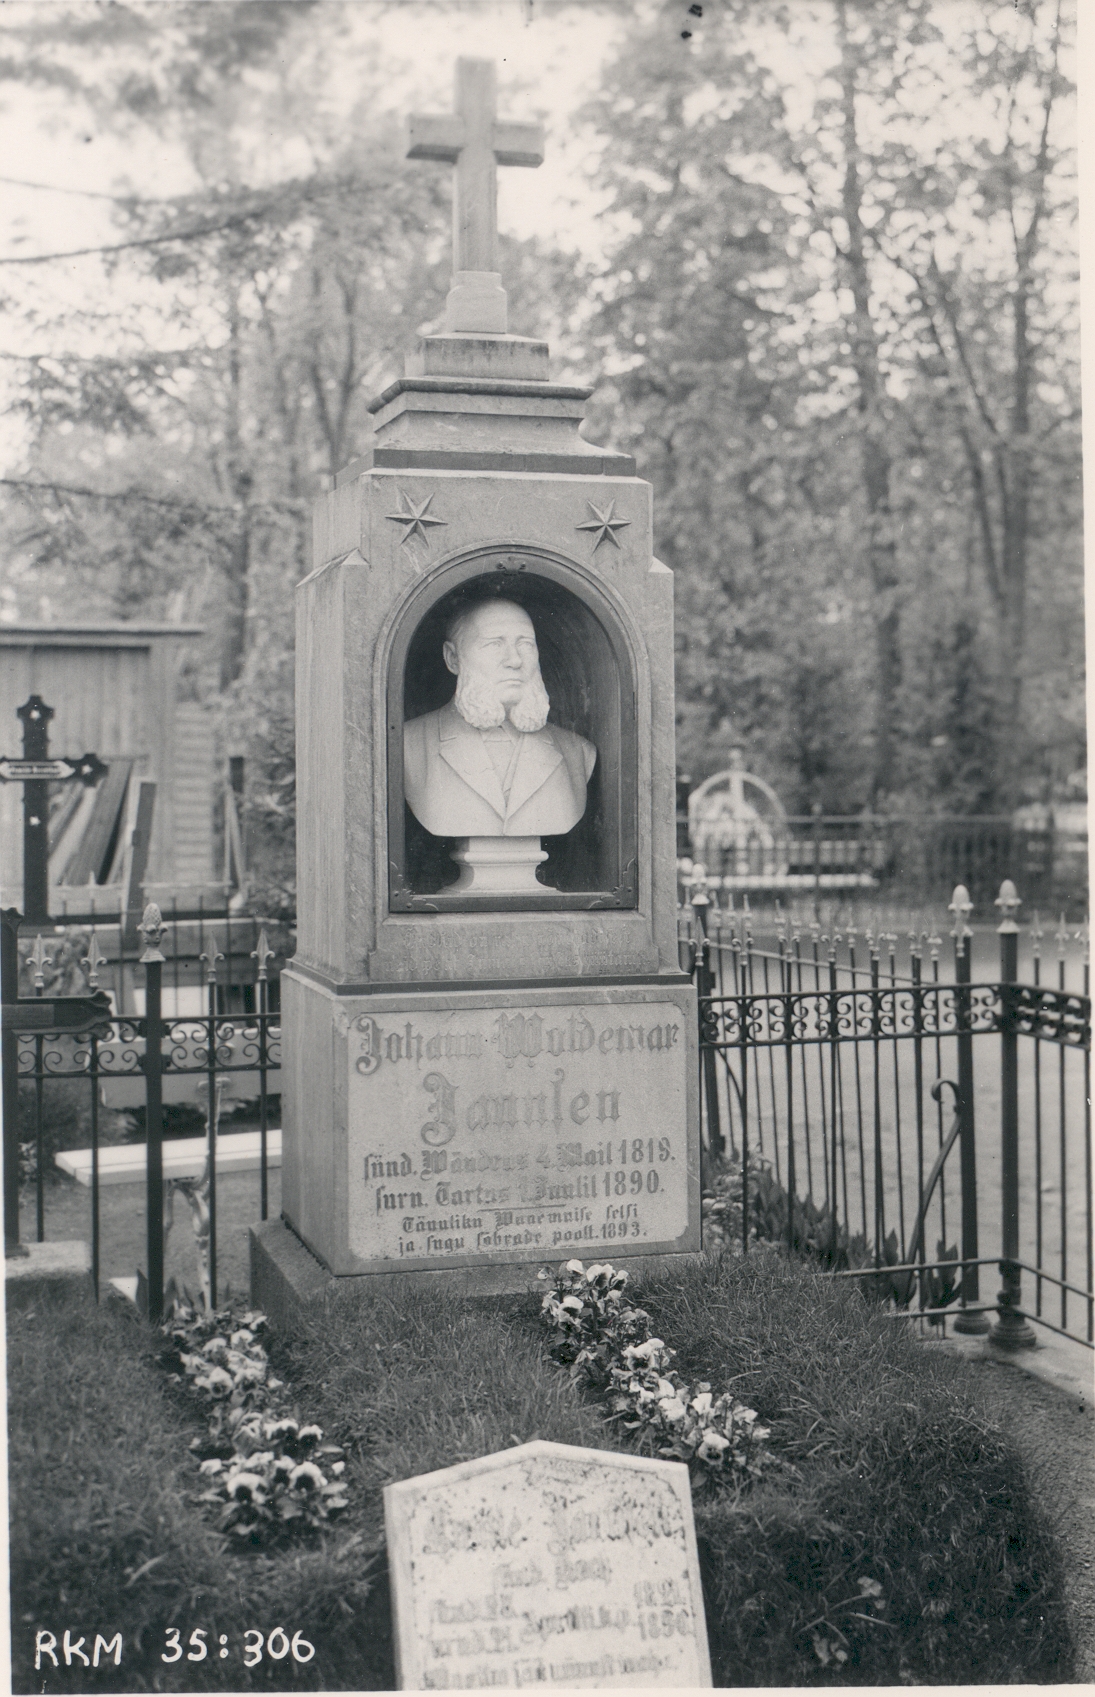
left=355, top=1011, right=680, bottom=1076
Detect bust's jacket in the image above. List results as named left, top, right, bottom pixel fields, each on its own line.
left=403, top=699, right=596, bottom=837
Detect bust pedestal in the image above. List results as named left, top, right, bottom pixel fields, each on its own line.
left=450, top=835, right=547, bottom=893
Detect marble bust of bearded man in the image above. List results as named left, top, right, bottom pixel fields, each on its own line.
left=403, top=598, right=596, bottom=840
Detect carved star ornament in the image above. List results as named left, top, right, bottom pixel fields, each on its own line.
left=385, top=491, right=448, bottom=546
left=575, top=498, right=630, bottom=550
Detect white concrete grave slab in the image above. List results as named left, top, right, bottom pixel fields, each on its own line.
left=384, top=1438, right=712, bottom=1690
left=56, top=1127, right=282, bottom=1186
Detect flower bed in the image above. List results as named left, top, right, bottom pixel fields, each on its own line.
left=160, top=1305, right=349, bottom=1543
left=539, top=1259, right=769, bottom=1491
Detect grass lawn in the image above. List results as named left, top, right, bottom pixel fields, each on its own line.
left=20, top=1167, right=279, bottom=1301
left=7, top=1251, right=1073, bottom=1690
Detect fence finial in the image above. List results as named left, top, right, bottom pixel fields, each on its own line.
left=251, top=928, right=275, bottom=984
left=200, top=948, right=225, bottom=985
left=948, top=884, right=973, bottom=937
left=994, top=878, right=1020, bottom=933
left=27, top=932, right=53, bottom=993
left=80, top=930, right=107, bottom=990
left=138, top=901, right=166, bottom=964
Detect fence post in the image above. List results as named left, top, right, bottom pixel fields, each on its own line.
left=139, top=902, right=166, bottom=1325
left=991, top=879, right=1037, bottom=1347
left=689, top=865, right=725, bottom=1160
left=827, top=929, right=840, bottom=1260
left=780, top=917, right=796, bottom=1254
left=201, top=942, right=225, bottom=1311
left=1, top=907, right=26, bottom=1257
left=734, top=919, right=750, bottom=1253
left=80, top=930, right=107, bottom=1301
left=949, top=884, right=990, bottom=1334
left=252, top=928, right=275, bottom=1222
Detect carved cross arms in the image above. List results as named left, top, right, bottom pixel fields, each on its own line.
left=407, top=58, right=544, bottom=276
left=406, top=114, right=544, bottom=169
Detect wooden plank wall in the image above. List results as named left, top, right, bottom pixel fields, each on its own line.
left=172, top=701, right=215, bottom=883
left=0, top=632, right=213, bottom=901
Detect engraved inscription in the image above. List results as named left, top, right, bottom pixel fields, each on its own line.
left=384, top=1443, right=711, bottom=1690
left=346, top=999, right=690, bottom=1265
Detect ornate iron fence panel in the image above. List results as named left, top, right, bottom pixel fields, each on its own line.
left=15, top=1015, right=282, bottom=1086
left=686, top=886, right=1092, bottom=1351
left=700, top=984, right=1012, bottom=1049
left=5, top=897, right=283, bottom=1320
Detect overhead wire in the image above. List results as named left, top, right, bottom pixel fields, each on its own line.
left=0, top=210, right=272, bottom=267
left=0, top=174, right=162, bottom=200
left=0, top=477, right=306, bottom=515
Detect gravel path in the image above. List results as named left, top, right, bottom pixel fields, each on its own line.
left=956, top=1351, right=1094, bottom=1682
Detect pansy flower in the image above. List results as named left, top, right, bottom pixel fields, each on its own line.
left=225, top=1471, right=267, bottom=1503
left=657, top=1394, right=688, bottom=1424
left=289, top=1462, right=326, bottom=1493
left=197, top=1366, right=234, bottom=1397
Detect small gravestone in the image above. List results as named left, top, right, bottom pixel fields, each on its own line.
left=384, top=1439, right=712, bottom=1690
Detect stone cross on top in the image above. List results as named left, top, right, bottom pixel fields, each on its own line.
left=408, top=57, right=543, bottom=336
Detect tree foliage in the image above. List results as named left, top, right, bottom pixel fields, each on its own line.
left=0, top=0, right=1081, bottom=909
left=0, top=2, right=574, bottom=906
left=578, top=0, right=1079, bottom=811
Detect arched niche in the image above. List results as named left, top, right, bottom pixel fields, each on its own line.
left=386, top=549, right=639, bottom=912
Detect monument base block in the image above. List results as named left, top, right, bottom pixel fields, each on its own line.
left=250, top=1215, right=707, bottom=1327
left=281, top=971, right=701, bottom=1282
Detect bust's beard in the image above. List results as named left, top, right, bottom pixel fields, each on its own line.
left=454, top=669, right=551, bottom=733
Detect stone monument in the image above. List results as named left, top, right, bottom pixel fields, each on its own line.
left=252, top=56, right=699, bottom=1305
left=384, top=1440, right=712, bottom=1690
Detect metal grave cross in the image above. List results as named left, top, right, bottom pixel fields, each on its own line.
left=0, top=695, right=106, bottom=923
left=407, top=58, right=543, bottom=330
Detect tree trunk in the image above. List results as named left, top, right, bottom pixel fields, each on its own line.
left=219, top=286, right=252, bottom=691
left=835, top=0, right=901, bottom=805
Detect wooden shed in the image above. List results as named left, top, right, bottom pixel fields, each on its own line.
left=0, top=623, right=219, bottom=912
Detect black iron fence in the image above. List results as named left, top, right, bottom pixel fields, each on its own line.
left=4, top=878, right=1091, bottom=1349
left=682, top=881, right=1092, bottom=1349
left=3, top=903, right=283, bottom=1321
left=15, top=892, right=291, bottom=1015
